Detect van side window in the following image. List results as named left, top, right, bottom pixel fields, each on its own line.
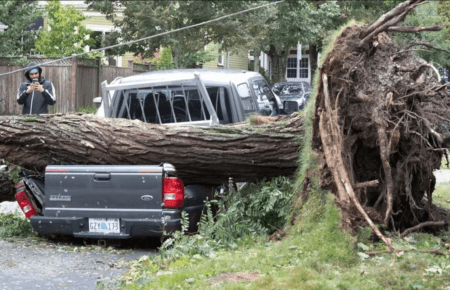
left=252, top=79, right=275, bottom=102
left=237, top=83, right=257, bottom=114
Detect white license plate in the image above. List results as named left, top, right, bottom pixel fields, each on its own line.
left=89, top=218, right=120, bottom=234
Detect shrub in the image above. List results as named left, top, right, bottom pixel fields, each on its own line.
left=160, top=176, right=294, bottom=259
left=0, top=213, right=34, bottom=238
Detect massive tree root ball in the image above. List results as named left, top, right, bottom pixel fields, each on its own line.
left=313, top=0, right=450, bottom=243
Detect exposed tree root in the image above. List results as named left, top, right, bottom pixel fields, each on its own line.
left=400, top=221, right=448, bottom=238
left=312, top=0, right=450, bottom=241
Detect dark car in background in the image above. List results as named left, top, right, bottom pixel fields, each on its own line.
left=272, top=82, right=311, bottom=114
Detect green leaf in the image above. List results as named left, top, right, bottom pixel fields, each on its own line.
left=357, top=242, right=370, bottom=251
left=357, top=252, right=370, bottom=261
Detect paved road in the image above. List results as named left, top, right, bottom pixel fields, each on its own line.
left=0, top=238, right=158, bottom=290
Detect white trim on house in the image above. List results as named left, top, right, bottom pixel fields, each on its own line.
left=0, top=21, right=7, bottom=32
left=38, top=1, right=124, bottom=17
left=85, top=24, right=115, bottom=32
left=286, top=54, right=310, bottom=83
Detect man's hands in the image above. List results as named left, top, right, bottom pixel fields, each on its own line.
left=26, top=81, right=44, bottom=94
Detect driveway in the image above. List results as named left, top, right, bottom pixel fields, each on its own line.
left=0, top=237, right=158, bottom=290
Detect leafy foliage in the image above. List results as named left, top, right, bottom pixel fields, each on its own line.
left=0, top=160, right=22, bottom=185
left=157, top=47, right=174, bottom=71
left=35, top=0, right=95, bottom=57
left=159, top=176, right=294, bottom=259
left=257, top=1, right=342, bottom=82
left=86, top=1, right=255, bottom=68
left=0, top=1, right=42, bottom=56
left=0, top=213, right=34, bottom=238
left=392, top=1, right=450, bottom=68
left=340, top=1, right=403, bottom=24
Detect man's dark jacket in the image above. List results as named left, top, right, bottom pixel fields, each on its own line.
left=17, top=62, right=56, bottom=115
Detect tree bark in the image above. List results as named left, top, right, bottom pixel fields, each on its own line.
left=0, top=113, right=303, bottom=186
left=266, top=44, right=287, bottom=83
left=253, top=47, right=261, bottom=73
left=387, top=26, right=441, bottom=32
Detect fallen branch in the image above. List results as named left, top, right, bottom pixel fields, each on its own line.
left=400, top=221, right=448, bottom=237
left=354, top=180, right=379, bottom=189
left=387, top=25, right=441, bottom=33
left=366, top=249, right=443, bottom=256
left=359, top=1, right=420, bottom=47
left=361, top=0, right=423, bottom=39
left=403, top=40, right=450, bottom=55
left=322, top=74, right=331, bottom=108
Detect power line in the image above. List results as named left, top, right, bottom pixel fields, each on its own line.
left=0, top=1, right=284, bottom=78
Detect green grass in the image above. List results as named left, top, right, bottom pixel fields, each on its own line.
left=441, top=156, right=450, bottom=169
left=433, top=182, right=450, bottom=209
left=76, top=106, right=98, bottom=114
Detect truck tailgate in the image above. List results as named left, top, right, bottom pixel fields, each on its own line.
left=44, top=165, right=163, bottom=219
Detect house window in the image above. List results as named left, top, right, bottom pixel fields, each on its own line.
left=218, top=53, right=224, bottom=66
left=286, top=57, right=297, bottom=78
left=299, top=57, right=309, bottom=79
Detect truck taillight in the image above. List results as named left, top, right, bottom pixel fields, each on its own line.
left=162, top=177, right=184, bottom=208
left=15, top=189, right=37, bottom=218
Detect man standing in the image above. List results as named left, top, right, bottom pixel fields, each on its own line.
left=17, top=62, right=56, bottom=115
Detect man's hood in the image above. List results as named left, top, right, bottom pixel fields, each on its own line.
left=24, top=62, right=43, bottom=82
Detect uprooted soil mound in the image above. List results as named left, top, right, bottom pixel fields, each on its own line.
left=314, top=22, right=450, bottom=234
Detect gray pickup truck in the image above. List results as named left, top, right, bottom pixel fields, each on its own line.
left=16, top=164, right=212, bottom=238
left=15, top=69, right=285, bottom=240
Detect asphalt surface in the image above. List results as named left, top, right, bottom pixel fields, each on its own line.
left=0, top=238, right=158, bottom=290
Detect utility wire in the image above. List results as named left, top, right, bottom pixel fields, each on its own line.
left=0, top=1, right=284, bottom=78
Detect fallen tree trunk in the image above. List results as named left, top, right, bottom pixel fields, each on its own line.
left=312, top=0, right=450, bottom=240
left=0, top=113, right=303, bottom=187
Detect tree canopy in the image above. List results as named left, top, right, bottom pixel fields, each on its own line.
left=35, top=0, right=94, bottom=57
left=255, top=1, right=342, bottom=82
left=392, top=1, right=450, bottom=68
left=0, top=1, right=42, bottom=57
left=86, top=1, right=258, bottom=69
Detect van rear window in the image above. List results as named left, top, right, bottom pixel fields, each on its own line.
left=111, top=86, right=232, bottom=124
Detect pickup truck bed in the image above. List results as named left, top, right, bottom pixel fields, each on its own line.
left=17, top=164, right=212, bottom=239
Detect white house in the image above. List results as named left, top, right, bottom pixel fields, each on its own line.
left=249, top=43, right=312, bottom=83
